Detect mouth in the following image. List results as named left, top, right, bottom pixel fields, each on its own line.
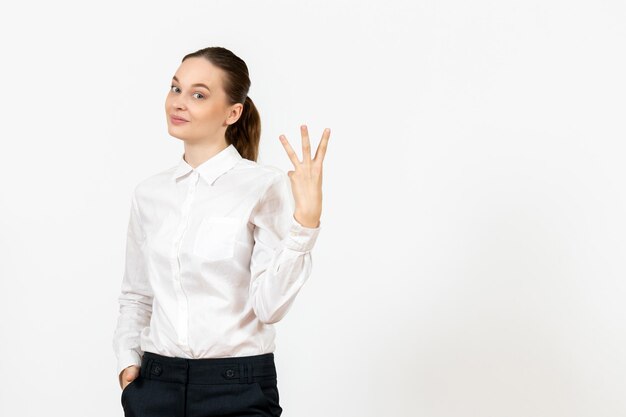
left=170, top=115, right=189, bottom=124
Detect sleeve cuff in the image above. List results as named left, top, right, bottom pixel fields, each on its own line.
left=283, top=215, right=322, bottom=252
left=117, top=349, right=142, bottom=379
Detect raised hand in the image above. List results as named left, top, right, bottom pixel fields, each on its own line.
left=278, top=125, right=330, bottom=228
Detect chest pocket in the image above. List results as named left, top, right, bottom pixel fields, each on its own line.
left=193, top=216, right=240, bottom=262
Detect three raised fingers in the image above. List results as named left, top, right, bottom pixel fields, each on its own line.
left=279, top=125, right=331, bottom=167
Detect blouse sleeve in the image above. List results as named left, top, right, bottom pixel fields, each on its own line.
left=111, top=189, right=153, bottom=382
left=248, top=171, right=322, bottom=324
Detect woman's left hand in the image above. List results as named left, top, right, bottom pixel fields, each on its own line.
left=279, top=125, right=330, bottom=228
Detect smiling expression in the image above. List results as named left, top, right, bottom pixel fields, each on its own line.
left=165, top=57, right=243, bottom=143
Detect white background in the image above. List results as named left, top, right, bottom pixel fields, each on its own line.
left=1, top=0, right=625, bottom=416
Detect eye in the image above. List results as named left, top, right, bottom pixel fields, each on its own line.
left=170, top=85, right=204, bottom=99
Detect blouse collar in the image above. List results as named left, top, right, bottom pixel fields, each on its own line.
left=172, top=143, right=243, bottom=185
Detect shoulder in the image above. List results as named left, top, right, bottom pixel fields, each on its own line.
left=130, top=164, right=178, bottom=200
left=233, top=160, right=292, bottom=206
left=233, top=158, right=286, bottom=188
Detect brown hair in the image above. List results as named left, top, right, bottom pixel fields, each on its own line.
left=181, top=46, right=261, bottom=161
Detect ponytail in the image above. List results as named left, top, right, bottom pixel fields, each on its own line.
left=226, top=95, right=261, bottom=162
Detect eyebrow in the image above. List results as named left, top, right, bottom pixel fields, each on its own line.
left=172, top=76, right=211, bottom=92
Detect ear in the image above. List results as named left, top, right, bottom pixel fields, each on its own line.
left=226, top=103, right=244, bottom=126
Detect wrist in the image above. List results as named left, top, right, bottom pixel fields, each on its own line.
left=293, top=213, right=320, bottom=228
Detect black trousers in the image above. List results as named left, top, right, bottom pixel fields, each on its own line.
left=121, top=351, right=283, bottom=417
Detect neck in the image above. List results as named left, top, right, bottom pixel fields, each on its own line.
left=183, top=140, right=229, bottom=168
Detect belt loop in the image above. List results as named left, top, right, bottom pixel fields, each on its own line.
left=145, top=357, right=153, bottom=380
left=247, top=363, right=253, bottom=384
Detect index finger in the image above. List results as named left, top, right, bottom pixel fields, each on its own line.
left=279, top=134, right=301, bottom=167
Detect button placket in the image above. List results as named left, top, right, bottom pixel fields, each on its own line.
left=173, top=171, right=199, bottom=348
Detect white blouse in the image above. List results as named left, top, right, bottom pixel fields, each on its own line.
left=111, top=144, right=321, bottom=378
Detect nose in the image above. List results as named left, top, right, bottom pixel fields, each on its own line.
left=169, top=94, right=186, bottom=111
left=172, top=100, right=185, bottom=111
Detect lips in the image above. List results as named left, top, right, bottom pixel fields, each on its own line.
left=171, top=115, right=188, bottom=122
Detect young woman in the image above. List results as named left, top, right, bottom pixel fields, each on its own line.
left=112, top=46, right=330, bottom=417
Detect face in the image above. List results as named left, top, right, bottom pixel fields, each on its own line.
left=165, top=57, right=243, bottom=144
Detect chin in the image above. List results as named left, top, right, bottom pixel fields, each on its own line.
left=168, top=130, right=187, bottom=141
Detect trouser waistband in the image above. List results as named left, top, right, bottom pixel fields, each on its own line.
left=140, top=351, right=277, bottom=385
